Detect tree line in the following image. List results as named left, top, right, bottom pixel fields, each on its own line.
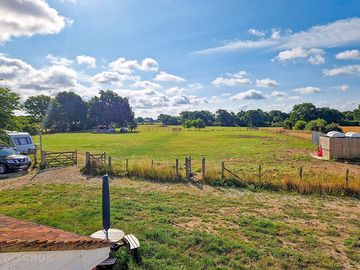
left=143, top=103, right=360, bottom=131
left=0, top=87, right=135, bottom=135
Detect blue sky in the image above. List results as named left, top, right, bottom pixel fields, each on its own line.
left=0, top=0, right=359, bottom=117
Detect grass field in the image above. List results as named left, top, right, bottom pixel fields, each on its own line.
left=1, top=168, right=359, bottom=269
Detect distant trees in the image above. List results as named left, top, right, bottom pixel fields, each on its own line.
left=180, top=110, right=215, bottom=126
left=157, top=114, right=179, bottom=125
left=183, top=118, right=205, bottom=129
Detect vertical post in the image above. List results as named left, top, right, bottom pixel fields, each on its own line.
left=151, top=159, right=154, bottom=167
left=185, top=157, right=189, bottom=180
left=41, top=150, right=46, bottom=169
left=221, top=161, right=225, bottom=179
left=126, top=159, right=129, bottom=172
left=33, top=146, right=37, bottom=165
left=345, top=169, right=349, bottom=188
left=103, top=152, right=107, bottom=164
left=108, top=156, right=112, bottom=167
left=85, top=151, right=90, bottom=166
left=202, top=158, right=206, bottom=180
left=299, top=166, right=303, bottom=180
left=102, top=175, right=110, bottom=240
left=258, top=165, right=262, bottom=180
left=175, top=159, right=179, bottom=178
left=39, top=132, right=43, bottom=152
left=189, top=156, right=192, bottom=176
left=74, top=150, right=77, bottom=165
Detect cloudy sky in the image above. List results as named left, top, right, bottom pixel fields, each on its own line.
left=0, top=0, right=359, bottom=117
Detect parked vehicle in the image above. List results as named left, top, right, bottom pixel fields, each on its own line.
left=0, top=147, right=32, bottom=174
left=5, top=131, right=36, bottom=154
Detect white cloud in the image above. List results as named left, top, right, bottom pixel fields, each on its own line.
left=154, top=71, right=186, bottom=82
left=92, top=71, right=136, bottom=86
left=323, top=64, right=360, bottom=76
left=132, top=80, right=162, bottom=90
left=47, top=54, right=73, bottom=66
left=230, top=89, right=266, bottom=101
left=108, top=57, right=158, bottom=74
left=140, top=58, right=159, bottom=72
left=188, top=83, right=203, bottom=90
left=335, top=49, right=360, bottom=60
left=76, top=55, right=97, bottom=68
left=256, top=78, right=279, bottom=88
left=271, top=91, right=288, bottom=98
left=166, top=87, right=188, bottom=95
left=0, top=0, right=70, bottom=43
left=276, top=47, right=325, bottom=65
left=193, top=18, right=360, bottom=55
left=293, top=86, right=321, bottom=94
left=212, top=71, right=251, bottom=87
left=330, top=84, right=349, bottom=92
left=248, top=28, right=265, bottom=37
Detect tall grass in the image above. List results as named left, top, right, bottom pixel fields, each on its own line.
left=81, top=158, right=360, bottom=198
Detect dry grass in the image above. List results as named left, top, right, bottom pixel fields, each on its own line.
left=263, top=127, right=312, bottom=140
left=342, top=126, right=360, bottom=133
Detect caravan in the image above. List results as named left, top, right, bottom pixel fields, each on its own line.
left=6, top=131, right=36, bottom=154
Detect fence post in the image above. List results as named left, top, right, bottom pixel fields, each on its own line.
left=85, top=151, right=90, bottom=166
left=103, top=152, right=107, bottom=163
left=258, top=165, right=262, bottom=180
left=75, top=150, right=78, bottom=165
left=151, top=159, right=154, bottom=167
left=221, top=161, right=225, bottom=179
left=299, top=166, right=303, bottom=180
left=185, top=157, right=189, bottom=180
left=175, top=159, right=179, bottom=178
left=108, top=156, right=112, bottom=167
left=41, top=150, right=46, bottom=169
left=202, top=158, right=206, bottom=180
left=345, top=169, right=349, bottom=188
left=189, top=156, right=192, bottom=176
left=125, top=159, right=129, bottom=172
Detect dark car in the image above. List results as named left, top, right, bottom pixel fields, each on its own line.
left=0, top=147, right=32, bottom=174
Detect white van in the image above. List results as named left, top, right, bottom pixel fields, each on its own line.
left=6, top=132, right=36, bottom=154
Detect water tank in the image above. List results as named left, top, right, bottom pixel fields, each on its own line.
left=327, top=131, right=345, bottom=137
left=345, top=132, right=360, bottom=138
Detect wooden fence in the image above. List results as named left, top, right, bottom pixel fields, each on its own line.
left=41, top=150, right=77, bottom=169
left=85, top=151, right=106, bottom=165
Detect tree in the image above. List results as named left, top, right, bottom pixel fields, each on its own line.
left=180, top=110, right=215, bottom=126
left=194, top=118, right=205, bottom=129
left=88, top=90, right=134, bottom=128
left=317, top=107, right=343, bottom=124
left=324, top=123, right=343, bottom=133
left=0, top=88, right=20, bottom=129
left=289, top=103, right=318, bottom=122
left=242, top=109, right=271, bottom=127
left=294, top=120, right=307, bottom=130
left=135, top=117, right=144, bottom=124
left=23, top=95, right=51, bottom=121
left=215, top=109, right=237, bottom=126
left=46, top=92, right=87, bottom=131
left=128, top=120, right=138, bottom=132
left=269, top=110, right=289, bottom=126
left=157, top=114, right=179, bottom=125
left=183, top=119, right=193, bottom=129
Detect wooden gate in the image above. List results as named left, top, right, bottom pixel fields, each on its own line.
left=85, top=151, right=106, bottom=165
left=41, top=150, right=77, bottom=168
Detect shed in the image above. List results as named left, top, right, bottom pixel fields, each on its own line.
left=319, top=135, right=360, bottom=160
left=0, top=216, right=112, bottom=270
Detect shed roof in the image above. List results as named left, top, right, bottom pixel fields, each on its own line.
left=0, top=216, right=111, bottom=252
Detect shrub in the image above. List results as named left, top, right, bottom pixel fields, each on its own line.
left=294, top=120, right=307, bottom=130
left=324, top=122, right=343, bottom=133
left=283, top=119, right=293, bottom=130
left=305, top=118, right=327, bottom=132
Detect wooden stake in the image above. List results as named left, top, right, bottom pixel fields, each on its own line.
left=108, top=156, right=112, bottom=167
left=185, top=157, right=189, bottom=180
left=202, top=158, right=206, bottom=180
left=221, top=161, right=225, bottom=179
left=126, top=159, right=129, bottom=172
left=85, top=151, right=90, bottom=166
left=151, top=159, right=154, bottom=167
left=41, top=150, right=46, bottom=169
left=175, top=159, right=179, bottom=178
left=345, top=169, right=349, bottom=187
left=299, top=166, right=303, bottom=180
left=258, top=165, right=262, bottom=180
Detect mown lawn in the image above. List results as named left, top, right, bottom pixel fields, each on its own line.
left=1, top=168, right=359, bottom=269
left=34, top=126, right=315, bottom=168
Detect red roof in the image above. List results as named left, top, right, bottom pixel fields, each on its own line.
left=0, top=216, right=111, bottom=252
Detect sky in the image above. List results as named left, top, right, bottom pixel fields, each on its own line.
left=0, top=0, right=359, bottom=117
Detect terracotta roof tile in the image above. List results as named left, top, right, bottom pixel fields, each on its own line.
left=0, top=216, right=111, bottom=252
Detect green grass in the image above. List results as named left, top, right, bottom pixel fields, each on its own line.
left=1, top=175, right=359, bottom=269
left=35, top=126, right=315, bottom=170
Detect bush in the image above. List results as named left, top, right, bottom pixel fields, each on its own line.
left=294, top=120, right=307, bottom=130
left=283, top=119, right=293, bottom=130
left=305, top=118, right=327, bottom=132
left=324, top=122, right=343, bottom=133
left=0, top=130, right=9, bottom=146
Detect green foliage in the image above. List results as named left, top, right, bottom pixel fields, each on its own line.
left=294, top=120, right=307, bottom=130
left=0, top=130, right=9, bottom=146
left=290, top=103, right=318, bottom=122
left=23, top=95, right=51, bottom=121
left=180, top=110, right=215, bottom=126
left=215, top=109, right=238, bottom=126
left=283, top=119, right=293, bottom=130
left=128, top=120, right=138, bottom=132
left=324, top=122, right=343, bottom=133
left=0, top=87, right=20, bottom=129
left=157, top=114, right=179, bottom=125
left=183, top=118, right=206, bottom=129
left=305, top=118, right=327, bottom=132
